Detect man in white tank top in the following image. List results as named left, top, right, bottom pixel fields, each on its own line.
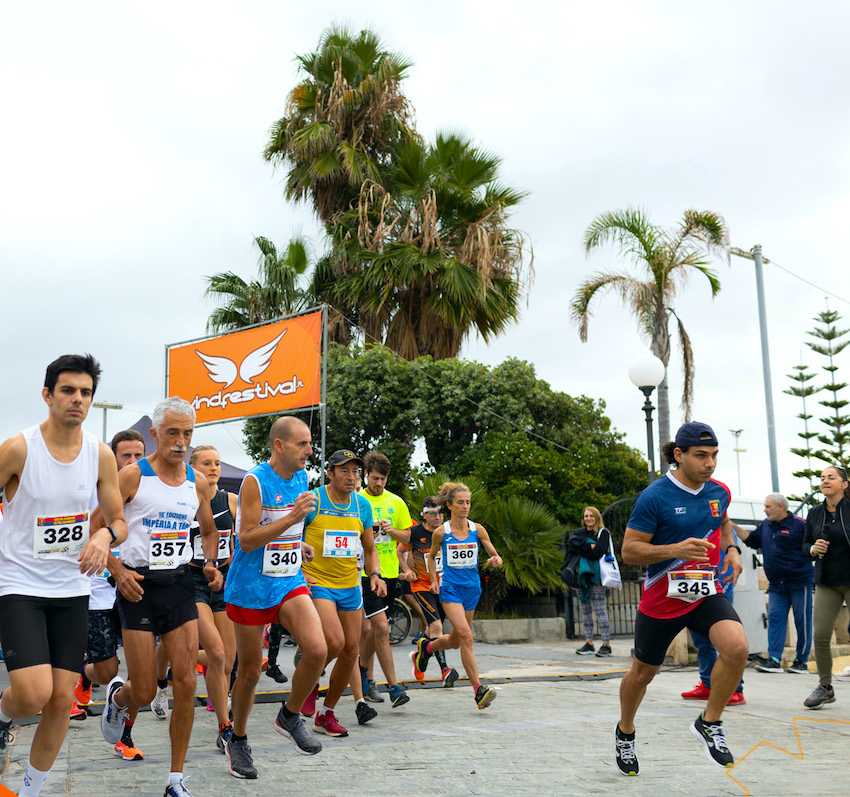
left=92, top=397, right=222, bottom=797
left=0, top=354, right=128, bottom=797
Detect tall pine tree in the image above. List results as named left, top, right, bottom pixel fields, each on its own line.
left=806, top=308, right=850, bottom=469
left=785, top=360, right=820, bottom=496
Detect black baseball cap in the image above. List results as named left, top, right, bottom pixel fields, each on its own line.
left=674, top=422, right=718, bottom=448
left=327, top=449, right=364, bottom=468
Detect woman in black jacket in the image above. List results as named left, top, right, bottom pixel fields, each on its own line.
left=574, top=506, right=613, bottom=657
left=802, top=465, right=850, bottom=709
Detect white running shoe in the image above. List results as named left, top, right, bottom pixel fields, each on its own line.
left=151, top=686, right=170, bottom=720
left=101, top=676, right=127, bottom=744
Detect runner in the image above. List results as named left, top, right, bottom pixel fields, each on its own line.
left=95, top=397, right=223, bottom=797
left=186, top=446, right=237, bottom=745
left=615, top=422, right=747, bottom=776
left=403, top=496, right=459, bottom=686
left=75, top=430, right=146, bottom=761
left=223, top=416, right=326, bottom=780
left=301, top=449, right=385, bottom=738
left=358, top=451, right=412, bottom=708
left=0, top=354, right=127, bottom=797
left=412, top=482, right=502, bottom=709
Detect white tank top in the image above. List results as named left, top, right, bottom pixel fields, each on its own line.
left=120, top=458, right=198, bottom=569
left=0, top=425, right=99, bottom=598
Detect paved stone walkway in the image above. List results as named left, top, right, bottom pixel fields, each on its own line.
left=3, top=639, right=849, bottom=795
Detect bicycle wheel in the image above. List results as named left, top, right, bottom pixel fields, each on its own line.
left=388, top=597, right=412, bottom=646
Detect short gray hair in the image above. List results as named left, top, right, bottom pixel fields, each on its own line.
left=765, top=492, right=789, bottom=510
left=152, top=397, right=195, bottom=430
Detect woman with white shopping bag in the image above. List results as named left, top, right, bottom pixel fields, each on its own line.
left=574, top=506, right=616, bottom=657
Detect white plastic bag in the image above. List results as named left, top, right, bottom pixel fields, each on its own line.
left=600, top=553, right=622, bottom=590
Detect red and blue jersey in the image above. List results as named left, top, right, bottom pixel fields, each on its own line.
left=627, top=472, right=731, bottom=619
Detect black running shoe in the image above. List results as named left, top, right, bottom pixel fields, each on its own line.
left=803, top=684, right=836, bottom=709
left=615, top=724, right=639, bottom=776
left=355, top=701, right=377, bottom=725
left=474, top=684, right=496, bottom=710
left=227, top=737, right=258, bottom=779
left=265, top=664, right=288, bottom=684
left=576, top=642, right=595, bottom=655
left=413, top=636, right=433, bottom=675
left=691, top=713, right=734, bottom=768
left=216, top=725, right=231, bottom=755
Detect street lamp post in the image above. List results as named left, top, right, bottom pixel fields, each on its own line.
left=93, top=401, right=123, bottom=442
left=629, top=353, right=666, bottom=484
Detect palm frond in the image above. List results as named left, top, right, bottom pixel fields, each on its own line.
left=570, top=272, right=644, bottom=342
left=672, top=311, right=695, bottom=420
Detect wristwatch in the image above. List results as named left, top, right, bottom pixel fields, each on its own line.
left=105, top=525, right=118, bottom=544
left=725, top=544, right=742, bottom=555
left=204, top=558, right=218, bottom=567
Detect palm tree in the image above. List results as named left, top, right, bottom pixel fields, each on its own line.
left=320, top=131, right=530, bottom=359
left=571, top=208, right=728, bottom=462
left=204, top=235, right=312, bottom=332
left=264, top=24, right=415, bottom=225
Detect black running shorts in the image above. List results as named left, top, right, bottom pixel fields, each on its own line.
left=633, top=594, right=742, bottom=667
left=362, top=575, right=387, bottom=618
left=0, top=594, right=89, bottom=672
left=117, top=566, right=199, bottom=635
left=86, top=607, right=121, bottom=664
left=412, top=590, right=445, bottom=625
left=190, top=563, right=227, bottom=613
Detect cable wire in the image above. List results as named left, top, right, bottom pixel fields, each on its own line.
left=768, top=260, right=850, bottom=305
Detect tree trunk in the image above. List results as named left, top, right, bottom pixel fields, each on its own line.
left=656, top=374, right=671, bottom=474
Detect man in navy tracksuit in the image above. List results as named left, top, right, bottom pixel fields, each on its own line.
left=737, top=493, right=814, bottom=673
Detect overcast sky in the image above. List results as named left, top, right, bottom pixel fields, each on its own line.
left=3, top=0, right=849, bottom=509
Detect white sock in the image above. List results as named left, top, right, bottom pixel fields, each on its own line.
left=0, top=691, right=12, bottom=723
left=167, top=771, right=184, bottom=786
left=19, top=763, right=49, bottom=796
left=356, top=698, right=367, bottom=706
left=317, top=705, right=329, bottom=718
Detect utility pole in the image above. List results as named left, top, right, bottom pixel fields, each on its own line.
left=728, top=245, right=780, bottom=492
left=93, top=401, right=123, bottom=442
left=730, top=428, right=746, bottom=495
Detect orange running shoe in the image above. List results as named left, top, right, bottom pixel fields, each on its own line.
left=75, top=675, right=92, bottom=706
left=113, top=741, right=144, bottom=761
left=410, top=651, right=425, bottom=682
left=69, top=700, right=87, bottom=721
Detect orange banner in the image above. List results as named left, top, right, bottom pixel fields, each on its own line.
left=167, top=311, right=322, bottom=425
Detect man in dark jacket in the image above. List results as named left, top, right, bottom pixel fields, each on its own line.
left=737, top=493, right=813, bottom=673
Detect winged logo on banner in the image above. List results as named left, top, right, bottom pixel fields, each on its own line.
left=194, top=331, right=287, bottom=389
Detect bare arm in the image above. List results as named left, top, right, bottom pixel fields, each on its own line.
left=427, top=528, right=445, bottom=593
left=476, top=524, right=502, bottom=567
left=361, top=526, right=386, bottom=597
left=194, top=473, right=224, bottom=591
left=621, top=527, right=714, bottom=565
left=730, top=521, right=751, bottom=542
left=0, top=434, right=26, bottom=500
left=719, top=517, right=743, bottom=585
left=397, top=543, right=415, bottom=581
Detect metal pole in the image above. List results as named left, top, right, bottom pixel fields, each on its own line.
left=320, top=304, right=328, bottom=487
left=641, top=387, right=657, bottom=483
left=752, top=245, right=780, bottom=491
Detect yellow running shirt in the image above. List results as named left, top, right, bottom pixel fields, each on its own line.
left=302, top=486, right=374, bottom=589
left=360, top=488, right=413, bottom=579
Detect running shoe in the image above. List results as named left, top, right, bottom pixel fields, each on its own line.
left=681, top=682, right=711, bottom=700
left=576, top=642, right=595, bottom=655
left=75, top=675, right=92, bottom=706
left=755, top=658, right=784, bottom=673
left=227, top=737, right=257, bottom=779
left=164, top=775, right=194, bottom=796
left=151, top=686, right=170, bottom=720
left=412, top=636, right=433, bottom=675
left=442, top=666, right=459, bottom=688
left=265, top=663, right=288, bottom=684
left=301, top=683, right=320, bottom=717
left=216, top=724, right=231, bottom=755
left=70, top=699, right=87, bottom=721
left=205, top=699, right=215, bottom=712
left=114, top=740, right=144, bottom=761
left=410, top=632, right=425, bottom=646
left=355, top=700, right=377, bottom=725
left=787, top=659, right=809, bottom=674
left=474, top=684, right=497, bottom=710
left=834, top=666, right=850, bottom=681
left=615, top=724, right=639, bottom=776
left=389, top=684, right=410, bottom=708
left=410, top=651, right=426, bottom=682
left=727, top=691, right=746, bottom=706
left=691, top=713, right=734, bottom=768
left=0, top=715, right=12, bottom=776
left=596, top=644, right=612, bottom=657
left=101, top=676, right=127, bottom=744
left=274, top=707, right=322, bottom=755
left=314, top=709, right=348, bottom=737
left=365, top=680, right=385, bottom=703
left=803, top=684, right=836, bottom=709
